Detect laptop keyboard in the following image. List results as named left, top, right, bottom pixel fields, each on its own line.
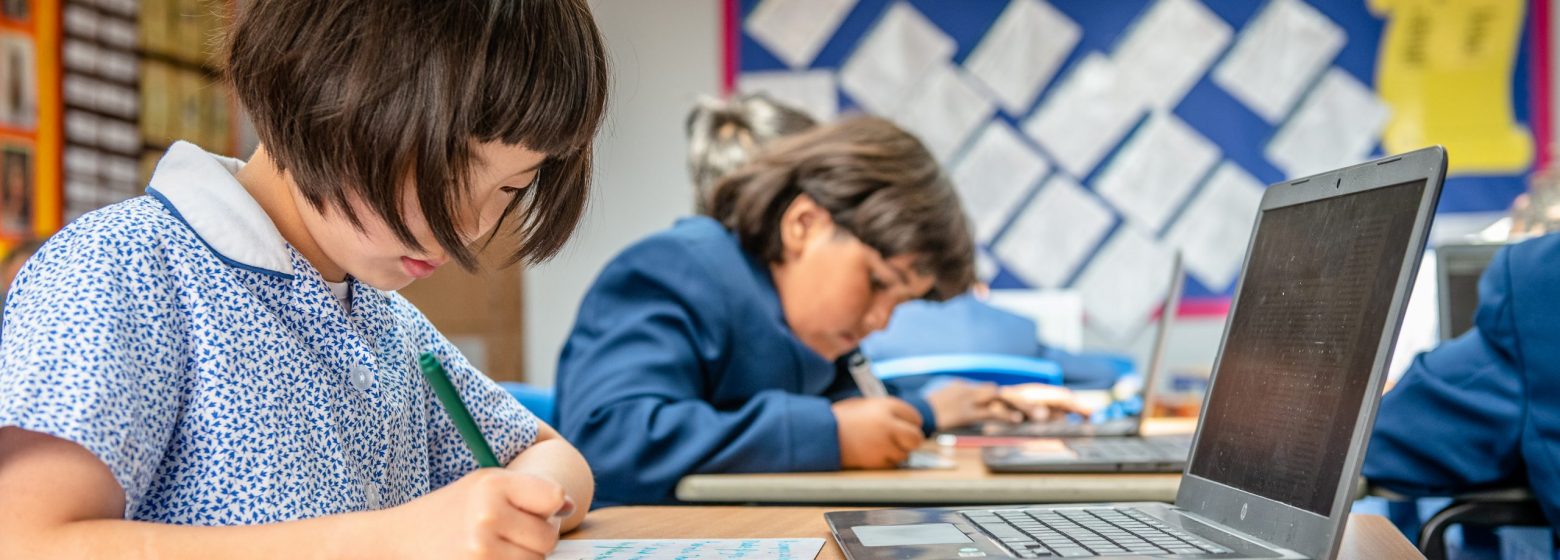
left=961, top=507, right=1234, bottom=558
left=1065, top=435, right=1192, bottom=462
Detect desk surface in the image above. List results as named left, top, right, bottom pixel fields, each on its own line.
left=570, top=507, right=1423, bottom=559
left=676, top=419, right=1196, bottom=505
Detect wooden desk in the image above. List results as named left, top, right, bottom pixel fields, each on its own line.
left=569, top=507, right=1423, bottom=559
left=675, top=419, right=1196, bottom=505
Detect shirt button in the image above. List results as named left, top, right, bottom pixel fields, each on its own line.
left=350, top=364, right=375, bottom=390
left=365, top=483, right=382, bottom=509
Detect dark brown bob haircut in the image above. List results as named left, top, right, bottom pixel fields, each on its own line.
left=708, top=116, right=976, bottom=301
left=224, top=0, right=608, bottom=268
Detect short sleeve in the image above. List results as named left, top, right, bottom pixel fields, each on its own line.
left=0, top=225, right=188, bottom=516
left=388, top=294, right=539, bottom=488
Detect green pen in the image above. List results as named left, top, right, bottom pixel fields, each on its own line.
left=419, top=352, right=502, bottom=468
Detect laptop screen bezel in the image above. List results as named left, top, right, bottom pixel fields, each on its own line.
left=1174, top=146, right=1445, bottom=560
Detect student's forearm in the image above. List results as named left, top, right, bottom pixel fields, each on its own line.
left=507, top=437, right=594, bottom=531
left=10, top=511, right=382, bottom=560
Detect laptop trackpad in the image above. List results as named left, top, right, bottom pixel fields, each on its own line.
left=854, top=523, right=973, bottom=547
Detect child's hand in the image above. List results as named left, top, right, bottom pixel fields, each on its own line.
left=832, top=397, right=924, bottom=469
left=998, top=383, right=1095, bottom=421
left=373, top=468, right=575, bottom=560
left=925, top=379, right=1016, bottom=430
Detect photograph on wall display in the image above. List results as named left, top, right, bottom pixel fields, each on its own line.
left=1, top=0, right=27, bottom=23
left=0, top=33, right=34, bottom=129
left=0, top=145, right=31, bottom=235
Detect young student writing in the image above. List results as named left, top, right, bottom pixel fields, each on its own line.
left=556, top=109, right=1075, bottom=507
left=0, top=1, right=607, bottom=558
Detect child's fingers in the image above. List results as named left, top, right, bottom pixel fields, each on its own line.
left=883, top=398, right=923, bottom=425
left=888, top=418, right=924, bottom=452
left=491, top=503, right=562, bottom=558
left=491, top=471, right=569, bottom=519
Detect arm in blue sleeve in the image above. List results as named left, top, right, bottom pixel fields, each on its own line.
left=556, top=249, right=841, bottom=506
left=1363, top=247, right=1525, bottom=495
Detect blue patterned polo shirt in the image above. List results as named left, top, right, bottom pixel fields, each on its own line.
left=0, top=141, right=539, bottom=525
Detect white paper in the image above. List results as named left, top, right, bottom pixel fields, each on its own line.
left=1113, top=0, right=1232, bottom=109
left=550, top=539, right=825, bottom=560
left=1163, top=162, right=1265, bottom=290
left=1023, top=54, right=1147, bottom=178
left=1266, top=69, right=1391, bottom=178
left=740, top=70, right=839, bottom=121
left=964, top=0, right=1082, bottom=115
left=839, top=2, right=956, bottom=114
left=992, top=174, right=1115, bottom=289
left=1093, top=111, right=1220, bottom=232
left=952, top=120, right=1051, bottom=242
left=1212, top=0, right=1345, bottom=123
left=986, top=289, right=1086, bottom=352
left=891, top=64, right=997, bottom=163
left=1074, top=225, right=1177, bottom=340
left=745, top=0, right=858, bottom=69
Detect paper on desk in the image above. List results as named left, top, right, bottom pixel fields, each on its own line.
left=1266, top=68, right=1391, bottom=178
left=1113, top=0, right=1232, bottom=109
left=839, top=2, right=956, bottom=114
left=1212, top=0, right=1345, bottom=123
left=1163, top=162, right=1265, bottom=291
left=952, top=120, right=1051, bottom=242
left=992, top=174, right=1115, bottom=289
left=549, top=539, right=825, bottom=560
left=891, top=64, right=996, bottom=163
left=964, top=0, right=1081, bottom=115
left=745, top=0, right=857, bottom=69
left=1023, top=53, right=1147, bottom=178
left=740, top=69, right=839, bottom=121
left=1093, top=111, right=1220, bottom=233
left=1074, top=225, right=1177, bottom=340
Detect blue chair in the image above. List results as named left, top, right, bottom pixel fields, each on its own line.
left=500, top=382, right=556, bottom=426
left=871, top=353, right=1065, bottom=387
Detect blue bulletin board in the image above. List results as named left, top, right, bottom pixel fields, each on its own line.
left=733, top=0, right=1547, bottom=327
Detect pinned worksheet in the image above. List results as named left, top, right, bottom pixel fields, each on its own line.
left=1164, top=162, right=1265, bottom=291
left=1266, top=69, right=1391, bottom=178
left=549, top=539, right=826, bottom=560
left=891, top=64, right=996, bottom=163
left=1213, top=0, right=1345, bottom=123
left=839, top=2, right=956, bottom=114
left=964, top=0, right=1081, bottom=116
left=952, top=120, right=1052, bottom=243
left=745, top=0, right=858, bottom=69
left=1074, top=225, right=1177, bottom=340
left=1113, top=0, right=1232, bottom=109
left=992, top=174, right=1115, bottom=289
left=1024, top=54, right=1147, bottom=178
left=1093, top=111, right=1220, bottom=233
left=740, top=69, right=840, bottom=121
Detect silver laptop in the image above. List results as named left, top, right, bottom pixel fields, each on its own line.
left=963, top=255, right=1185, bottom=441
left=982, top=255, right=1191, bottom=473
left=826, top=147, right=1446, bottom=560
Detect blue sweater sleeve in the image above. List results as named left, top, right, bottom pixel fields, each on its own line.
left=1363, top=246, right=1525, bottom=494
left=556, top=241, right=842, bottom=506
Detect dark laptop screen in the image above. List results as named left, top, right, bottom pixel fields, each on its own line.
left=1437, top=244, right=1501, bottom=340
left=1188, top=179, right=1427, bottom=516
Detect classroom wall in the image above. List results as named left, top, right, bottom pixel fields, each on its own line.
left=523, top=0, right=722, bottom=386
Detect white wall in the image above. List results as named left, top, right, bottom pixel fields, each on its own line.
left=524, top=0, right=722, bottom=386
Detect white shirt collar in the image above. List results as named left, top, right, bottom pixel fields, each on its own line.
left=146, top=141, right=295, bottom=276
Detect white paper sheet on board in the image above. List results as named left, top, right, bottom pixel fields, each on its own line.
left=964, top=0, right=1082, bottom=116
left=892, top=64, right=997, bottom=163
left=1266, top=69, right=1391, bottom=178
left=1163, top=162, right=1265, bottom=291
left=1074, top=225, right=1177, bottom=340
left=952, top=120, right=1052, bottom=242
left=740, top=69, right=840, bottom=121
left=1212, top=0, right=1345, bottom=123
left=1023, top=54, right=1148, bottom=178
left=992, top=174, right=1115, bottom=289
left=745, top=0, right=858, bottom=69
left=1093, top=111, right=1220, bottom=233
left=1113, top=0, right=1232, bottom=109
left=839, top=2, right=956, bottom=114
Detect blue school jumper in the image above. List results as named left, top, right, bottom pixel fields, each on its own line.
left=555, top=216, right=938, bottom=506
left=0, top=141, right=538, bottom=524
left=1364, top=233, right=1560, bottom=530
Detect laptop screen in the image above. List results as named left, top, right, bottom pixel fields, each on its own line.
left=1437, top=244, right=1500, bottom=340
left=1188, top=179, right=1427, bottom=516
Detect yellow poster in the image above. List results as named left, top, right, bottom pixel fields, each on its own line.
left=1373, top=0, right=1532, bottom=174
